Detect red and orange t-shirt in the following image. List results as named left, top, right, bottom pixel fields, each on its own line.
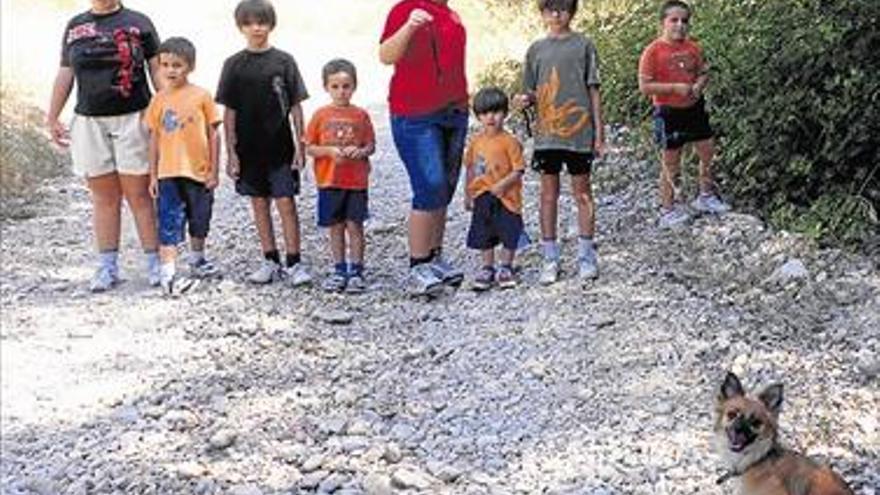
left=464, top=130, right=525, bottom=214
left=638, top=37, right=707, bottom=108
left=305, top=104, right=375, bottom=190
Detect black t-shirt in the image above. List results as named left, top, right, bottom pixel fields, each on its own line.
left=61, top=7, right=159, bottom=116
left=216, top=48, right=309, bottom=167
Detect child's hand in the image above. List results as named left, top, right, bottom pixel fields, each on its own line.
left=226, top=153, right=240, bottom=180
left=148, top=177, right=158, bottom=199
left=673, top=83, right=692, bottom=97
left=205, top=176, right=219, bottom=190
left=513, top=93, right=533, bottom=110
left=489, top=183, right=506, bottom=198
left=341, top=146, right=360, bottom=159
left=47, top=119, right=70, bottom=147
left=292, top=148, right=306, bottom=170
left=407, top=9, right=434, bottom=30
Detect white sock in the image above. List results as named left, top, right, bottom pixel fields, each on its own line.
left=541, top=239, right=560, bottom=261
left=160, top=262, right=175, bottom=284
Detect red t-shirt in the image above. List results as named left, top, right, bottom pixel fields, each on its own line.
left=305, top=105, right=375, bottom=190
left=639, top=37, right=706, bottom=107
left=380, top=0, right=468, bottom=116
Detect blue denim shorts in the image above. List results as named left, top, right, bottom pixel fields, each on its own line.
left=158, top=177, right=213, bottom=246
left=317, top=188, right=368, bottom=227
left=391, top=107, right=468, bottom=211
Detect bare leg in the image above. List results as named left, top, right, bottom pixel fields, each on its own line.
left=660, top=148, right=683, bottom=209
left=571, top=173, right=596, bottom=238
left=540, top=173, right=561, bottom=240
left=429, top=207, right=447, bottom=252
left=499, top=248, right=515, bottom=266
left=275, top=197, right=301, bottom=256
left=159, top=245, right=177, bottom=265
left=694, top=138, right=716, bottom=195
left=481, top=249, right=495, bottom=268
left=119, top=174, right=158, bottom=252
left=346, top=220, right=365, bottom=265
left=250, top=197, right=276, bottom=253
left=408, top=209, right=436, bottom=259
left=328, top=223, right=346, bottom=266
left=87, top=173, right=122, bottom=252
left=190, top=237, right=206, bottom=252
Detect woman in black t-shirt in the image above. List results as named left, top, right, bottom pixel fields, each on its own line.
left=46, top=0, right=163, bottom=292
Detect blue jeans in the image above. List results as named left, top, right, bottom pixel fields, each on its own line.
left=391, top=107, right=468, bottom=211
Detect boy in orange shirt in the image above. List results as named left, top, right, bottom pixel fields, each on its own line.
left=639, top=0, right=730, bottom=229
left=464, top=87, right=526, bottom=291
left=305, top=59, right=376, bottom=293
left=145, top=37, right=222, bottom=295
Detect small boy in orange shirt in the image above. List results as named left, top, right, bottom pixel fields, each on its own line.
left=145, top=37, right=222, bottom=295
left=305, top=59, right=376, bottom=293
left=464, top=87, right=526, bottom=291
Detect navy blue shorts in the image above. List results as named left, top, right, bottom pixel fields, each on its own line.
left=391, top=107, right=468, bottom=211
left=466, top=193, right=524, bottom=251
left=653, top=98, right=714, bottom=150
left=157, top=177, right=213, bottom=246
left=236, top=162, right=300, bottom=198
left=317, top=188, right=368, bottom=227
left=532, top=149, right=594, bottom=176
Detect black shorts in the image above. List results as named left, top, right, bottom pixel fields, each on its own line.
left=653, top=98, right=715, bottom=150
left=236, top=162, right=300, bottom=198
left=532, top=149, right=594, bottom=176
left=466, top=193, right=524, bottom=251
left=317, top=188, right=369, bottom=227
left=157, top=177, right=213, bottom=245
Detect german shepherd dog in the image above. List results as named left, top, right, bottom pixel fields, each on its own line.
left=714, top=372, right=854, bottom=495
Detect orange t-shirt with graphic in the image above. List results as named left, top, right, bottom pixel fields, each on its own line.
left=464, top=130, right=525, bottom=214
left=305, top=105, right=375, bottom=190
left=144, top=84, right=221, bottom=182
left=639, top=37, right=707, bottom=108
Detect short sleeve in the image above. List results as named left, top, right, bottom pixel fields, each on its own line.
left=140, top=14, right=160, bottom=60
left=143, top=95, right=161, bottom=131
left=507, top=138, right=525, bottom=171
left=463, top=142, right=474, bottom=168
left=60, top=19, right=72, bottom=67
left=584, top=38, right=600, bottom=87
left=202, top=91, right=222, bottom=126
left=638, top=44, right=656, bottom=81
left=522, top=44, right=537, bottom=92
left=215, top=58, right=238, bottom=109
left=286, top=58, right=309, bottom=106
left=304, top=110, right=322, bottom=146
left=380, top=2, right=410, bottom=43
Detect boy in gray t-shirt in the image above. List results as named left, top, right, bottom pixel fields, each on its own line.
left=515, top=0, right=605, bottom=285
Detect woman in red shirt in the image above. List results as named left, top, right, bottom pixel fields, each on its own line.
left=380, top=0, right=468, bottom=297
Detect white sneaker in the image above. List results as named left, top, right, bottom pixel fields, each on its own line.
left=189, top=258, right=220, bottom=278
left=89, top=265, right=119, bottom=293
left=658, top=207, right=692, bottom=230
left=406, top=263, right=444, bottom=297
left=691, top=194, right=731, bottom=214
left=429, top=255, right=465, bottom=287
left=578, top=251, right=599, bottom=280
left=248, top=260, right=281, bottom=284
left=539, top=259, right=560, bottom=285
left=284, top=263, right=313, bottom=287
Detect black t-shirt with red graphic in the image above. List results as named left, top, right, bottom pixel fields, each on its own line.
left=61, top=7, right=159, bottom=116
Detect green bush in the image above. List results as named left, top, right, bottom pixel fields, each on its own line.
left=479, top=0, right=880, bottom=246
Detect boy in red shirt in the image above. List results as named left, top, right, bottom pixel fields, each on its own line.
left=305, top=59, right=376, bottom=293
left=639, top=0, right=730, bottom=229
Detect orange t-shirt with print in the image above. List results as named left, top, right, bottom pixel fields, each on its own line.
left=305, top=105, right=375, bottom=190
left=639, top=37, right=707, bottom=108
left=464, top=130, right=525, bottom=214
left=144, top=84, right=221, bottom=182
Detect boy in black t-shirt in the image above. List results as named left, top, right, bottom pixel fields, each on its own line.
left=216, top=0, right=312, bottom=286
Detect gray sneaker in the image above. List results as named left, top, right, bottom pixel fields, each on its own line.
left=147, top=256, right=161, bottom=287
left=691, top=194, right=731, bottom=214
left=322, top=271, right=347, bottom=293
left=429, top=255, right=465, bottom=287
left=345, top=273, right=367, bottom=294
left=539, top=259, right=560, bottom=286
left=406, top=263, right=444, bottom=297
left=89, top=265, right=119, bottom=293
left=658, top=207, right=693, bottom=230
left=284, top=263, right=313, bottom=288
left=578, top=248, right=599, bottom=281
left=189, top=258, right=220, bottom=278
left=248, top=260, right=281, bottom=284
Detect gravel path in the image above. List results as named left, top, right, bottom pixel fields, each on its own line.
left=2, top=110, right=878, bottom=494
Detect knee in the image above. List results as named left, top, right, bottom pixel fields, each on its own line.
left=574, top=190, right=594, bottom=209
left=92, top=190, right=122, bottom=210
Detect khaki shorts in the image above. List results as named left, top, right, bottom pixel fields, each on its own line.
left=70, top=111, right=150, bottom=177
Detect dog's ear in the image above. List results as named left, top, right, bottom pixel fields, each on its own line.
left=758, top=384, right=784, bottom=414
left=720, top=372, right=745, bottom=401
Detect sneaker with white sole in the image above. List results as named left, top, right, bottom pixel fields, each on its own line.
left=189, top=258, right=220, bottom=278
left=577, top=247, right=599, bottom=281
left=322, top=271, right=347, bottom=293
left=248, top=260, right=281, bottom=284
left=658, top=207, right=693, bottom=230
left=429, top=255, right=465, bottom=287
left=406, top=263, right=444, bottom=297
left=90, top=265, right=119, bottom=293
left=345, top=273, right=367, bottom=294
left=691, top=194, right=731, bottom=214
left=539, top=259, right=560, bottom=285
left=472, top=266, right=495, bottom=292
left=496, top=265, right=518, bottom=289
left=284, top=263, right=313, bottom=287
left=161, top=273, right=199, bottom=296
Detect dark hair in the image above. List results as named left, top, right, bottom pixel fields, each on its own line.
left=537, top=0, right=578, bottom=15
left=157, top=37, right=196, bottom=68
left=472, top=87, right=509, bottom=115
left=660, top=0, right=691, bottom=20
left=234, top=0, right=276, bottom=28
left=322, top=58, right=358, bottom=87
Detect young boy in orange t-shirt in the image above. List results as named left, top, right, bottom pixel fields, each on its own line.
left=145, top=37, right=221, bottom=295
left=305, top=59, right=376, bottom=293
left=638, top=0, right=730, bottom=229
left=464, top=87, right=526, bottom=291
